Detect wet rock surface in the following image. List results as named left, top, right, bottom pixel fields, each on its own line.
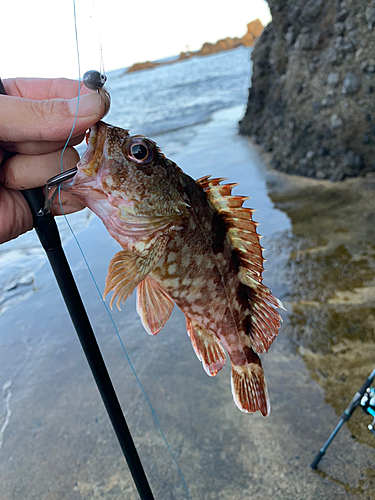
left=239, top=0, right=375, bottom=181
left=265, top=164, right=375, bottom=451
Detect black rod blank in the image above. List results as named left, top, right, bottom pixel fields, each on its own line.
left=22, top=188, right=155, bottom=499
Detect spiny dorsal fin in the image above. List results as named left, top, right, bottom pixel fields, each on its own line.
left=196, top=176, right=263, bottom=275
left=196, top=176, right=284, bottom=353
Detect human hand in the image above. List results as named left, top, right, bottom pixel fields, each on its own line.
left=0, top=77, right=110, bottom=244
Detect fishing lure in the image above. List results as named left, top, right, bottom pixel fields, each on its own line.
left=83, top=70, right=107, bottom=91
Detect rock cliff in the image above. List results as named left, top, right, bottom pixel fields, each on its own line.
left=239, top=0, right=375, bottom=180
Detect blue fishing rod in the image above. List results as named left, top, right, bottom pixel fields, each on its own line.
left=0, top=76, right=155, bottom=500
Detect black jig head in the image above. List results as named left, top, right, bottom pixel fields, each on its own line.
left=83, top=70, right=107, bottom=91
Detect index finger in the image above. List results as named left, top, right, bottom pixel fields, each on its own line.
left=0, top=88, right=109, bottom=142
left=2, top=78, right=93, bottom=100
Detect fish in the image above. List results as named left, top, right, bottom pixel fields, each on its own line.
left=63, top=121, right=284, bottom=416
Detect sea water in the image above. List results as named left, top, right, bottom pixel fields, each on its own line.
left=105, top=46, right=252, bottom=138
left=0, top=46, right=253, bottom=315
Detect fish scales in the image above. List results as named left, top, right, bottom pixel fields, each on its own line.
left=151, top=204, right=241, bottom=335
left=63, top=121, right=283, bottom=416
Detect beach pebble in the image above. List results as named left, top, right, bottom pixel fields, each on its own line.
left=342, top=72, right=361, bottom=94
left=336, top=9, right=349, bottom=22
left=343, top=150, right=363, bottom=169
left=362, top=134, right=371, bottom=145
left=302, top=0, right=323, bottom=21
left=330, top=114, right=343, bottom=129
left=363, top=60, right=375, bottom=73
left=285, top=27, right=295, bottom=46
left=327, top=72, right=339, bottom=87
left=365, top=7, right=375, bottom=29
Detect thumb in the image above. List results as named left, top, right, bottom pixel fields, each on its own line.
left=0, top=89, right=110, bottom=142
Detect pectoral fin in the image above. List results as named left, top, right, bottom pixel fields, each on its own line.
left=136, top=276, right=174, bottom=335
left=186, top=317, right=227, bottom=377
left=104, top=236, right=167, bottom=310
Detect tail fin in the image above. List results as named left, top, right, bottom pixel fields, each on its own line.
left=231, top=362, right=270, bottom=416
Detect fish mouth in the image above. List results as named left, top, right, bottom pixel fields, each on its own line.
left=81, top=121, right=101, bottom=165
left=85, top=122, right=100, bottom=150
left=61, top=122, right=105, bottom=191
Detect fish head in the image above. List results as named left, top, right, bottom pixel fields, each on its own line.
left=63, top=121, right=188, bottom=241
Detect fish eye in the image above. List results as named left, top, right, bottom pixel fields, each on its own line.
left=131, top=144, right=148, bottom=160
left=125, top=138, right=155, bottom=165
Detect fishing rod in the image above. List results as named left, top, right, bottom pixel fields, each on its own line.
left=0, top=76, right=155, bottom=500
left=310, top=367, right=375, bottom=469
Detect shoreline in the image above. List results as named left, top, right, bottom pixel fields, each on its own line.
left=125, top=19, right=263, bottom=73
left=245, top=132, right=375, bottom=191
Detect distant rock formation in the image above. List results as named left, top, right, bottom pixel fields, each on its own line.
left=199, top=37, right=242, bottom=56
left=242, top=19, right=264, bottom=46
left=125, top=61, right=159, bottom=73
left=239, top=0, right=375, bottom=181
left=126, top=19, right=264, bottom=73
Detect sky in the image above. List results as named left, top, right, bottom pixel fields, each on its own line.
left=1, top=0, right=271, bottom=80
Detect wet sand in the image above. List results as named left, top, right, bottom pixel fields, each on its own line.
left=0, top=107, right=374, bottom=499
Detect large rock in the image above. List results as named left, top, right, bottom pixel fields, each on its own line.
left=199, top=37, right=242, bottom=56
left=199, top=19, right=263, bottom=55
left=126, top=61, right=159, bottom=73
left=239, top=0, right=375, bottom=180
left=241, top=19, right=264, bottom=46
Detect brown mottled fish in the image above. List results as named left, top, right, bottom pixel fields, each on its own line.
left=63, top=121, right=284, bottom=416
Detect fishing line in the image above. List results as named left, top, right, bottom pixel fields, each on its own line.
left=57, top=196, right=191, bottom=499
left=91, top=0, right=105, bottom=76
left=60, top=0, right=82, bottom=172
left=56, top=1, right=191, bottom=498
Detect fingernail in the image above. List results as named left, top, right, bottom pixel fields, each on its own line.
left=99, top=87, right=111, bottom=118
left=68, top=92, right=102, bottom=117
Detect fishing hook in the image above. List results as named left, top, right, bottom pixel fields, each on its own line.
left=43, top=167, right=78, bottom=214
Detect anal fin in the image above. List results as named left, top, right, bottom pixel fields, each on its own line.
left=136, top=276, right=174, bottom=335
left=231, top=358, right=270, bottom=416
left=186, top=318, right=226, bottom=377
